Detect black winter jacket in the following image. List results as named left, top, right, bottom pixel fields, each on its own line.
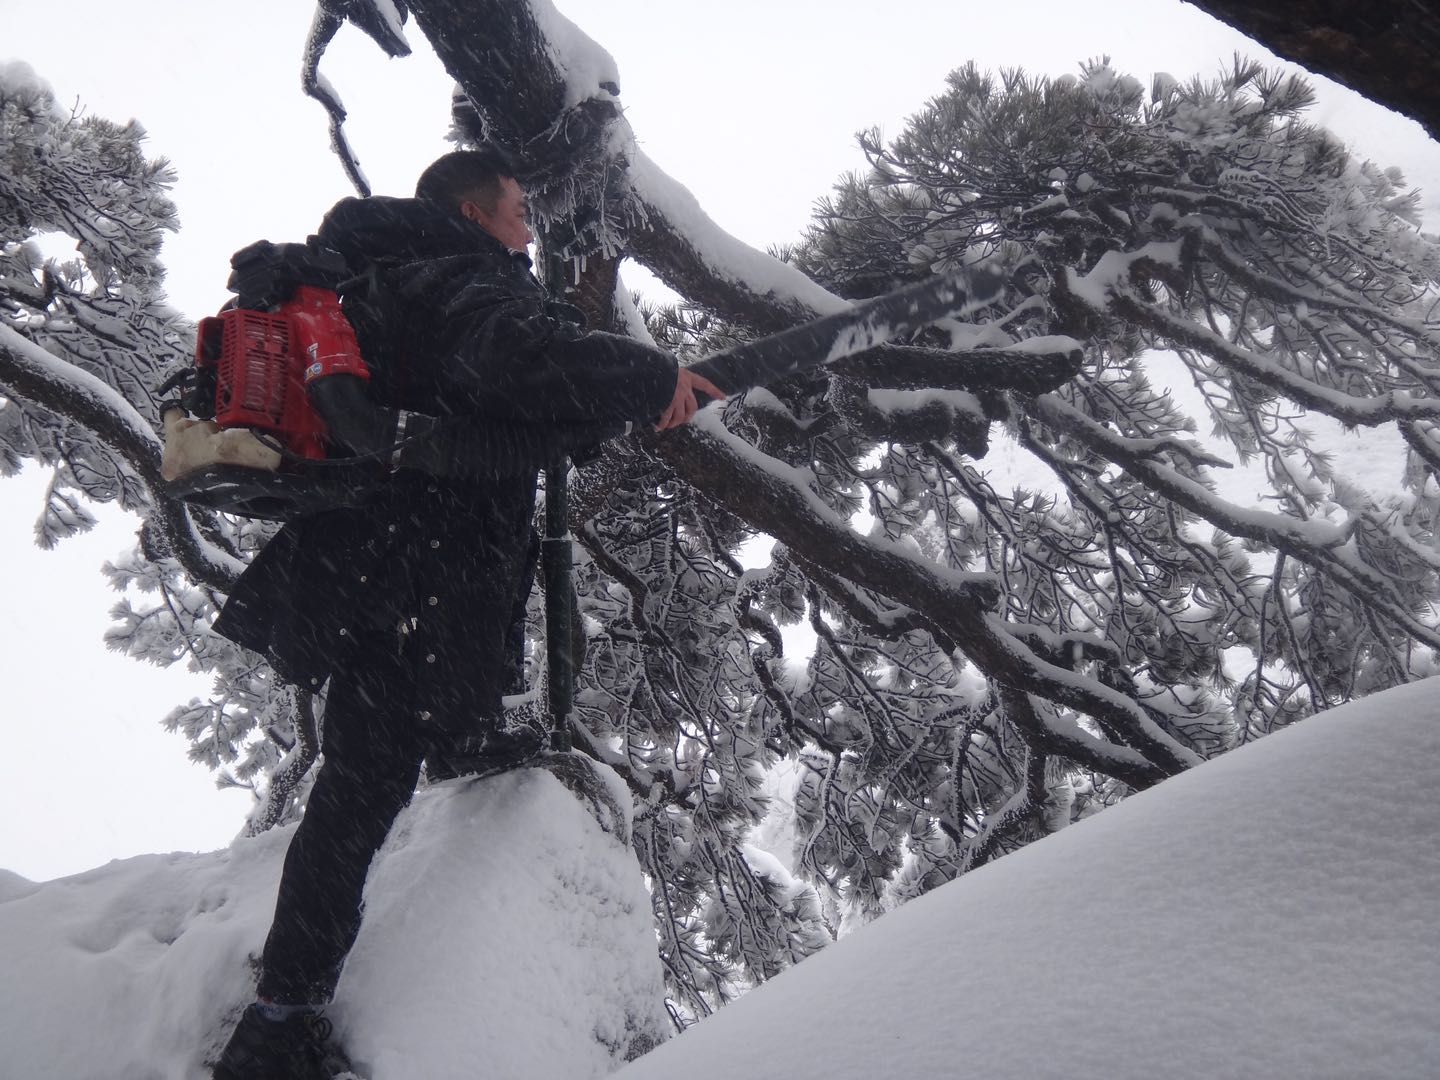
left=213, top=197, right=677, bottom=730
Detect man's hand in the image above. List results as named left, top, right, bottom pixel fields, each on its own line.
left=656, top=367, right=727, bottom=431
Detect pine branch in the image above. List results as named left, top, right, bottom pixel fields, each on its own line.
left=301, top=6, right=371, bottom=196
left=0, top=324, right=241, bottom=591
left=1190, top=222, right=1440, bottom=354
left=1089, top=268, right=1440, bottom=428
left=651, top=415, right=1191, bottom=784
left=245, top=687, right=321, bottom=836
left=1033, top=393, right=1440, bottom=651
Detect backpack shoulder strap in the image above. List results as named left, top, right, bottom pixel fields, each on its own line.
left=335, top=260, right=406, bottom=388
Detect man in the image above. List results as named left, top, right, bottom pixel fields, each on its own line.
left=211, top=150, right=723, bottom=1079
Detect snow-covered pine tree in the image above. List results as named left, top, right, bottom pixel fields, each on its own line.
left=10, top=2, right=1440, bottom=1030
left=0, top=61, right=307, bottom=827
left=793, top=59, right=1440, bottom=728
left=1, top=60, right=179, bottom=539
left=537, top=58, right=1440, bottom=1012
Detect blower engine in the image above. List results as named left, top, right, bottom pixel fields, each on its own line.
left=162, top=242, right=377, bottom=521
left=194, top=284, right=363, bottom=459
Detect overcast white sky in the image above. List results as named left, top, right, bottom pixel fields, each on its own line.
left=4, top=0, right=1438, bottom=880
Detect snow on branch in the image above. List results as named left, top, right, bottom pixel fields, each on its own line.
left=410, top=0, right=571, bottom=148
left=299, top=2, right=415, bottom=193
left=331, top=0, right=412, bottom=57
left=625, top=149, right=849, bottom=333
left=975, top=611, right=1201, bottom=781
left=666, top=408, right=998, bottom=609
left=654, top=411, right=1197, bottom=784
left=1192, top=226, right=1440, bottom=356
left=1033, top=393, right=1440, bottom=651
left=1051, top=231, right=1440, bottom=427
left=523, top=0, right=621, bottom=107
left=0, top=324, right=241, bottom=589
left=796, top=555, right=947, bottom=645
left=0, top=324, right=158, bottom=467
left=302, top=5, right=373, bottom=196
left=1111, top=291, right=1440, bottom=427
left=828, top=381, right=989, bottom=453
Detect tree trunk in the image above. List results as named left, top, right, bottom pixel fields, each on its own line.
left=1184, top=0, right=1440, bottom=143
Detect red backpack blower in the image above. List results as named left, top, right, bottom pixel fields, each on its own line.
left=162, top=241, right=378, bottom=520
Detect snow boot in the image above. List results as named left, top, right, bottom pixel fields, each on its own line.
left=425, top=727, right=547, bottom=782
left=424, top=701, right=549, bottom=782
left=212, top=1003, right=353, bottom=1079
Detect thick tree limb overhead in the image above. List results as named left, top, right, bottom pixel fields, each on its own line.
left=407, top=0, right=1060, bottom=403
left=379, top=0, right=1210, bottom=784
left=829, top=341, right=1085, bottom=396
left=1183, top=0, right=1440, bottom=144
left=406, top=0, right=571, bottom=149
left=621, top=180, right=826, bottom=336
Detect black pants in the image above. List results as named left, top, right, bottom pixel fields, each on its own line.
left=255, top=627, right=427, bottom=1005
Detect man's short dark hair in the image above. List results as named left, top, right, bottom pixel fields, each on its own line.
left=415, top=150, right=514, bottom=212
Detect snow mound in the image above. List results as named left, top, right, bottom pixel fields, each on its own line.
left=0, top=756, right=668, bottom=1080
left=617, top=680, right=1440, bottom=1080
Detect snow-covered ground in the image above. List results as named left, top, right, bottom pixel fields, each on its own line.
left=0, top=757, right=668, bottom=1080
left=618, top=679, right=1440, bottom=1080
left=3, top=685, right=1438, bottom=1078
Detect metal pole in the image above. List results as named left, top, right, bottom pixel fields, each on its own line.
left=541, top=458, right=574, bottom=752
left=540, top=246, right=574, bottom=752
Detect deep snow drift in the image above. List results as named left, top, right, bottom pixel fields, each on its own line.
left=0, top=756, right=668, bottom=1080
left=3, top=684, right=1438, bottom=1078
left=618, top=679, right=1440, bottom=1080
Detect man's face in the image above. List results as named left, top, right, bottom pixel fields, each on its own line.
left=463, top=176, right=533, bottom=252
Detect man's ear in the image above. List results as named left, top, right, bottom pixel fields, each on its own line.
left=460, top=200, right=482, bottom=224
